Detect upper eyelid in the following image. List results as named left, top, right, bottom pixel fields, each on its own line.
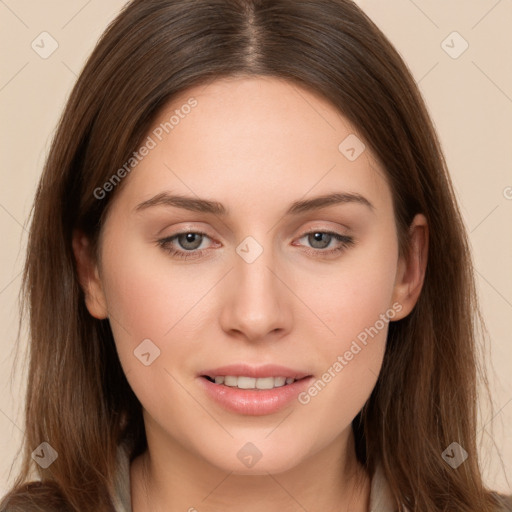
left=162, top=228, right=351, bottom=247
left=155, top=209, right=354, bottom=238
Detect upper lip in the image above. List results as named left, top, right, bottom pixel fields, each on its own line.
left=199, top=364, right=312, bottom=380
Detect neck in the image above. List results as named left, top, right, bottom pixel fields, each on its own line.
left=131, top=418, right=370, bottom=512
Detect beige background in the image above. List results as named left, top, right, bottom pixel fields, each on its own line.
left=0, top=0, right=511, bottom=498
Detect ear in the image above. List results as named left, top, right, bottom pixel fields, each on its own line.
left=71, top=229, right=109, bottom=319
left=390, top=213, right=428, bottom=320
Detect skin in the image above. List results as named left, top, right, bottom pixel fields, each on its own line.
left=73, top=76, right=428, bottom=512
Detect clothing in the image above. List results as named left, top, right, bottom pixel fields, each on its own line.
left=112, top=442, right=132, bottom=512
left=112, top=443, right=398, bottom=511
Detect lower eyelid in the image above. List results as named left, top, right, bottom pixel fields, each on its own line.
left=158, top=230, right=353, bottom=257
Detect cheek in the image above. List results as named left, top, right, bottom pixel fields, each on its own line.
left=291, top=236, right=398, bottom=420
left=100, top=227, right=213, bottom=335
left=98, top=233, right=213, bottom=384
left=99, top=242, right=210, bottom=424
left=303, top=233, right=399, bottom=352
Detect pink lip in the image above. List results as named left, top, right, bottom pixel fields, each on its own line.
left=197, top=364, right=314, bottom=416
left=199, top=363, right=311, bottom=380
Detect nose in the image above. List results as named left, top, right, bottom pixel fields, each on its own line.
left=218, top=242, right=293, bottom=344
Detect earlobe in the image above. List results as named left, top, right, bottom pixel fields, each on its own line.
left=391, top=214, right=429, bottom=320
left=71, top=229, right=109, bottom=319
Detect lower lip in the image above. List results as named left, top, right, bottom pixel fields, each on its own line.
left=198, top=376, right=314, bottom=416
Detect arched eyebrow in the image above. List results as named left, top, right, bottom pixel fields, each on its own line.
left=134, top=191, right=375, bottom=216
left=287, top=192, right=374, bottom=214
left=135, top=192, right=226, bottom=215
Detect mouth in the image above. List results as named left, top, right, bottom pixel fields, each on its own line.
left=198, top=367, right=315, bottom=415
left=201, top=374, right=310, bottom=390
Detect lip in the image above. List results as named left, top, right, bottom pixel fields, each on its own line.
left=197, top=364, right=313, bottom=416
left=199, top=364, right=311, bottom=380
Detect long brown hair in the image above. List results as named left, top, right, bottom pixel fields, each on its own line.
left=1, top=0, right=509, bottom=510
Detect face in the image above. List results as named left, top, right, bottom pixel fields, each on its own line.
left=75, top=76, right=426, bottom=475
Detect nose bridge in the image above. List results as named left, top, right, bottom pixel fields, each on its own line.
left=219, top=235, right=291, bottom=340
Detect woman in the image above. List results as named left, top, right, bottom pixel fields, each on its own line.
left=1, top=0, right=510, bottom=511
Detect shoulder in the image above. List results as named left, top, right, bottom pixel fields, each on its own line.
left=0, top=481, right=72, bottom=512
left=490, top=491, right=512, bottom=511
left=1, top=443, right=134, bottom=512
left=368, top=464, right=512, bottom=512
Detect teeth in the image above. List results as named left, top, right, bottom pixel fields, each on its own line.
left=211, top=376, right=297, bottom=389
left=224, top=376, right=238, bottom=387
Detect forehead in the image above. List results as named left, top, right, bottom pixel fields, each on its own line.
left=110, top=76, right=392, bottom=219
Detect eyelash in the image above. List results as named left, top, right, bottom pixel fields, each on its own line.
left=157, top=230, right=355, bottom=260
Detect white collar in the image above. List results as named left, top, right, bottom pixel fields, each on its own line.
left=369, top=462, right=399, bottom=511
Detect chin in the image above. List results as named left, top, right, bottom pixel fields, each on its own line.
left=196, top=436, right=308, bottom=476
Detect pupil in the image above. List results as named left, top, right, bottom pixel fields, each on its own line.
left=180, top=233, right=202, bottom=250
left=310, top=232, right=330, bottom=249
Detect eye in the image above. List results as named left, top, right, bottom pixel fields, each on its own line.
left=157, top=229, right=355, bottom=261
left=157, top=231, right=213, bottom=260
left=294, top=230, right=354, bottom=257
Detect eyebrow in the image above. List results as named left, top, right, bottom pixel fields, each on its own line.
left=134, top=191, right=374, bottom=216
